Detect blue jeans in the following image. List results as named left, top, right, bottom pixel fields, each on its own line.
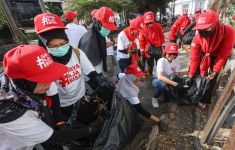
left=152, top=77, right=166, bottom=98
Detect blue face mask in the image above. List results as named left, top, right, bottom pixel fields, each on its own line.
left=47, top=44, right=70, bottom=57
left=99, top=27, right=111, bottom=37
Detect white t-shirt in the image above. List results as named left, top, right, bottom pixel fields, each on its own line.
left=0, top=110, right=53, bottom=150
left=156, top=57, right=180, bottom=78
left=126, top=97, right=140, bottom=105
left=116, top=31, right=140, bottom=60
left=65, top=23, right=87, bottom=48
left=47, top=50, right=95, bottom=107
left=106, top=37, right=114, bottom=56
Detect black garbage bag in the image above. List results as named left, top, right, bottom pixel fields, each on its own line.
left=93, top=92, right=144, bottom=150
left=186, top=76, right=210, bottom=104
left=169, top=75, right=210, bottom=105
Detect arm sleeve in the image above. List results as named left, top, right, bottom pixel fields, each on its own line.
left=133, top=103, right=151, bottom=119
left=50, top=94, right=66, bottom=123
left=159, top=24, right=165, bottom=45
left=213, top=26, right=234, bottom=72
left=156, top=58, right=164, bottom=74
left=168, top=21, right=180, bottom=40
left=139, top=32, right=149, bottom=51
left=117, top=32, right=125, bottom=50
left=87, top=71, right=99, bottom=90
left=189, top=34, right=201, bottom=77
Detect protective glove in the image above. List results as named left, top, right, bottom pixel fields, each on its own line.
left=88, top=125, right=102, bottom=137
left=174, top=83, right=183, bottom=89
left=158, top=121, right=167, bottom=131
left=55, top=122, right=72, bottom=130
left=184, top=77, right=193, bottom=86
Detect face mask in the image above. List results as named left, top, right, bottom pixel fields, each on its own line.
left=47, top=44, right=70, bottom=57
left=99, top=27, right=111, bottom=37
left=198, top=30, right=213, bottom=37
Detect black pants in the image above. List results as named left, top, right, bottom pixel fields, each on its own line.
left=146, top=54, right=161, bottom=75
left=118, top=58, right=132, bottom=72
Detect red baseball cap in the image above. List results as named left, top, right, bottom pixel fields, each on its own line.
left=94, top=7, right=117, bottom=30
left=34, top=13, right=66, bottom=34
left=143, top=11, right=155, bottom=24
left=130, top=16, right=144, bottom=32
left=4, top=45, right=68, bottom=83
left=91, top=9, right=98, bottom=18
left=64, top=11, right=78, bottom=21
left=195, top=8, right=202, bottom=14
left=165, top=43, right=179, bottom=54
left=125, top=64, right=145, bottom=77
left=193, top=11, right=218, bottom=30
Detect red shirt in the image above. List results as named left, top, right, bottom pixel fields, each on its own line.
left=139, top=22, right=165, bottom=51
left=168, top=15, right=191, bottom=40
left=189, top=24, right=234, bottom=77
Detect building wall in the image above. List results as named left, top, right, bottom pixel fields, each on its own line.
left=170, top=0, right=207, bottom=16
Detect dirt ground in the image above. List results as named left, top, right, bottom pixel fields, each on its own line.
left=121, top=48, right=234, bottom=150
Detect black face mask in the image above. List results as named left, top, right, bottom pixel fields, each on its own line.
left=198, top=30, right=213, bottom=37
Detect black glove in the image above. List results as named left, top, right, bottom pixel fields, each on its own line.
left=55, top=122, right=72, bottom=130
left=88, top=125, right=102, bottom=137
left=174, top=83, right=183, bottom=89
left=184, top=77, right=193, bottom=86
left=158, top=121, right=167, bottom=131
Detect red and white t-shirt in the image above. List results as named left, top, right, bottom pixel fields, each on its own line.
left=47, top=50, right=95, bottom=107
left=116, top=31, right=140, bottom=60
left=156, top=57, right=180, bottom=78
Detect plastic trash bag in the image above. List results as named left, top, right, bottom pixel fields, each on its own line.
left=93, top=92, right=144, bottom=150
left=169, top=75, right=210, bottom=105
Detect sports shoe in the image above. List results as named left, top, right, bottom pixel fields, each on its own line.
left=152, top=97, right=159, bottom=108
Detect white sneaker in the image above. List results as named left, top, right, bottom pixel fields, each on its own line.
left=152, top=97, right=159, bottom=108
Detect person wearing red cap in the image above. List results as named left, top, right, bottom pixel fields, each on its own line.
left=182, top=8, right=202, bottom=46
left=34, top=13, right=102, bottom=127
left=139, top=11, right=165, bottom=76
left=64, top=10, right=87, bottom=48
left=168, top=11, right=191, bottom=44
left=0, top=45, right=100, bottom=149
left=188, top=11, right=234, bottom=108
left=116, top=64, right=165, bottom=130
left=151, top=43, right=181, bottom=108
left=78, top=6, right=117, bottom=74
left=116, top=16, right=143, bottom=72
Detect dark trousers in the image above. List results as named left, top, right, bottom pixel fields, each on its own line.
left=146, top=54, right=161, bottom=75
left=118, top=58, right=132, bottom=72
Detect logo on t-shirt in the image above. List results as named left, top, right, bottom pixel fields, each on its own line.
left=59, top=64, right=80, bottom=87
left=171, top=67, right=176, bottom=73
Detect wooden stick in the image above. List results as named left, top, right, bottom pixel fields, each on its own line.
left=201, top=67, right=235, bottom=143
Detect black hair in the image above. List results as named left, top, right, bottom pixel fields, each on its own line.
left=13, top=79, right=37, bottom=93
